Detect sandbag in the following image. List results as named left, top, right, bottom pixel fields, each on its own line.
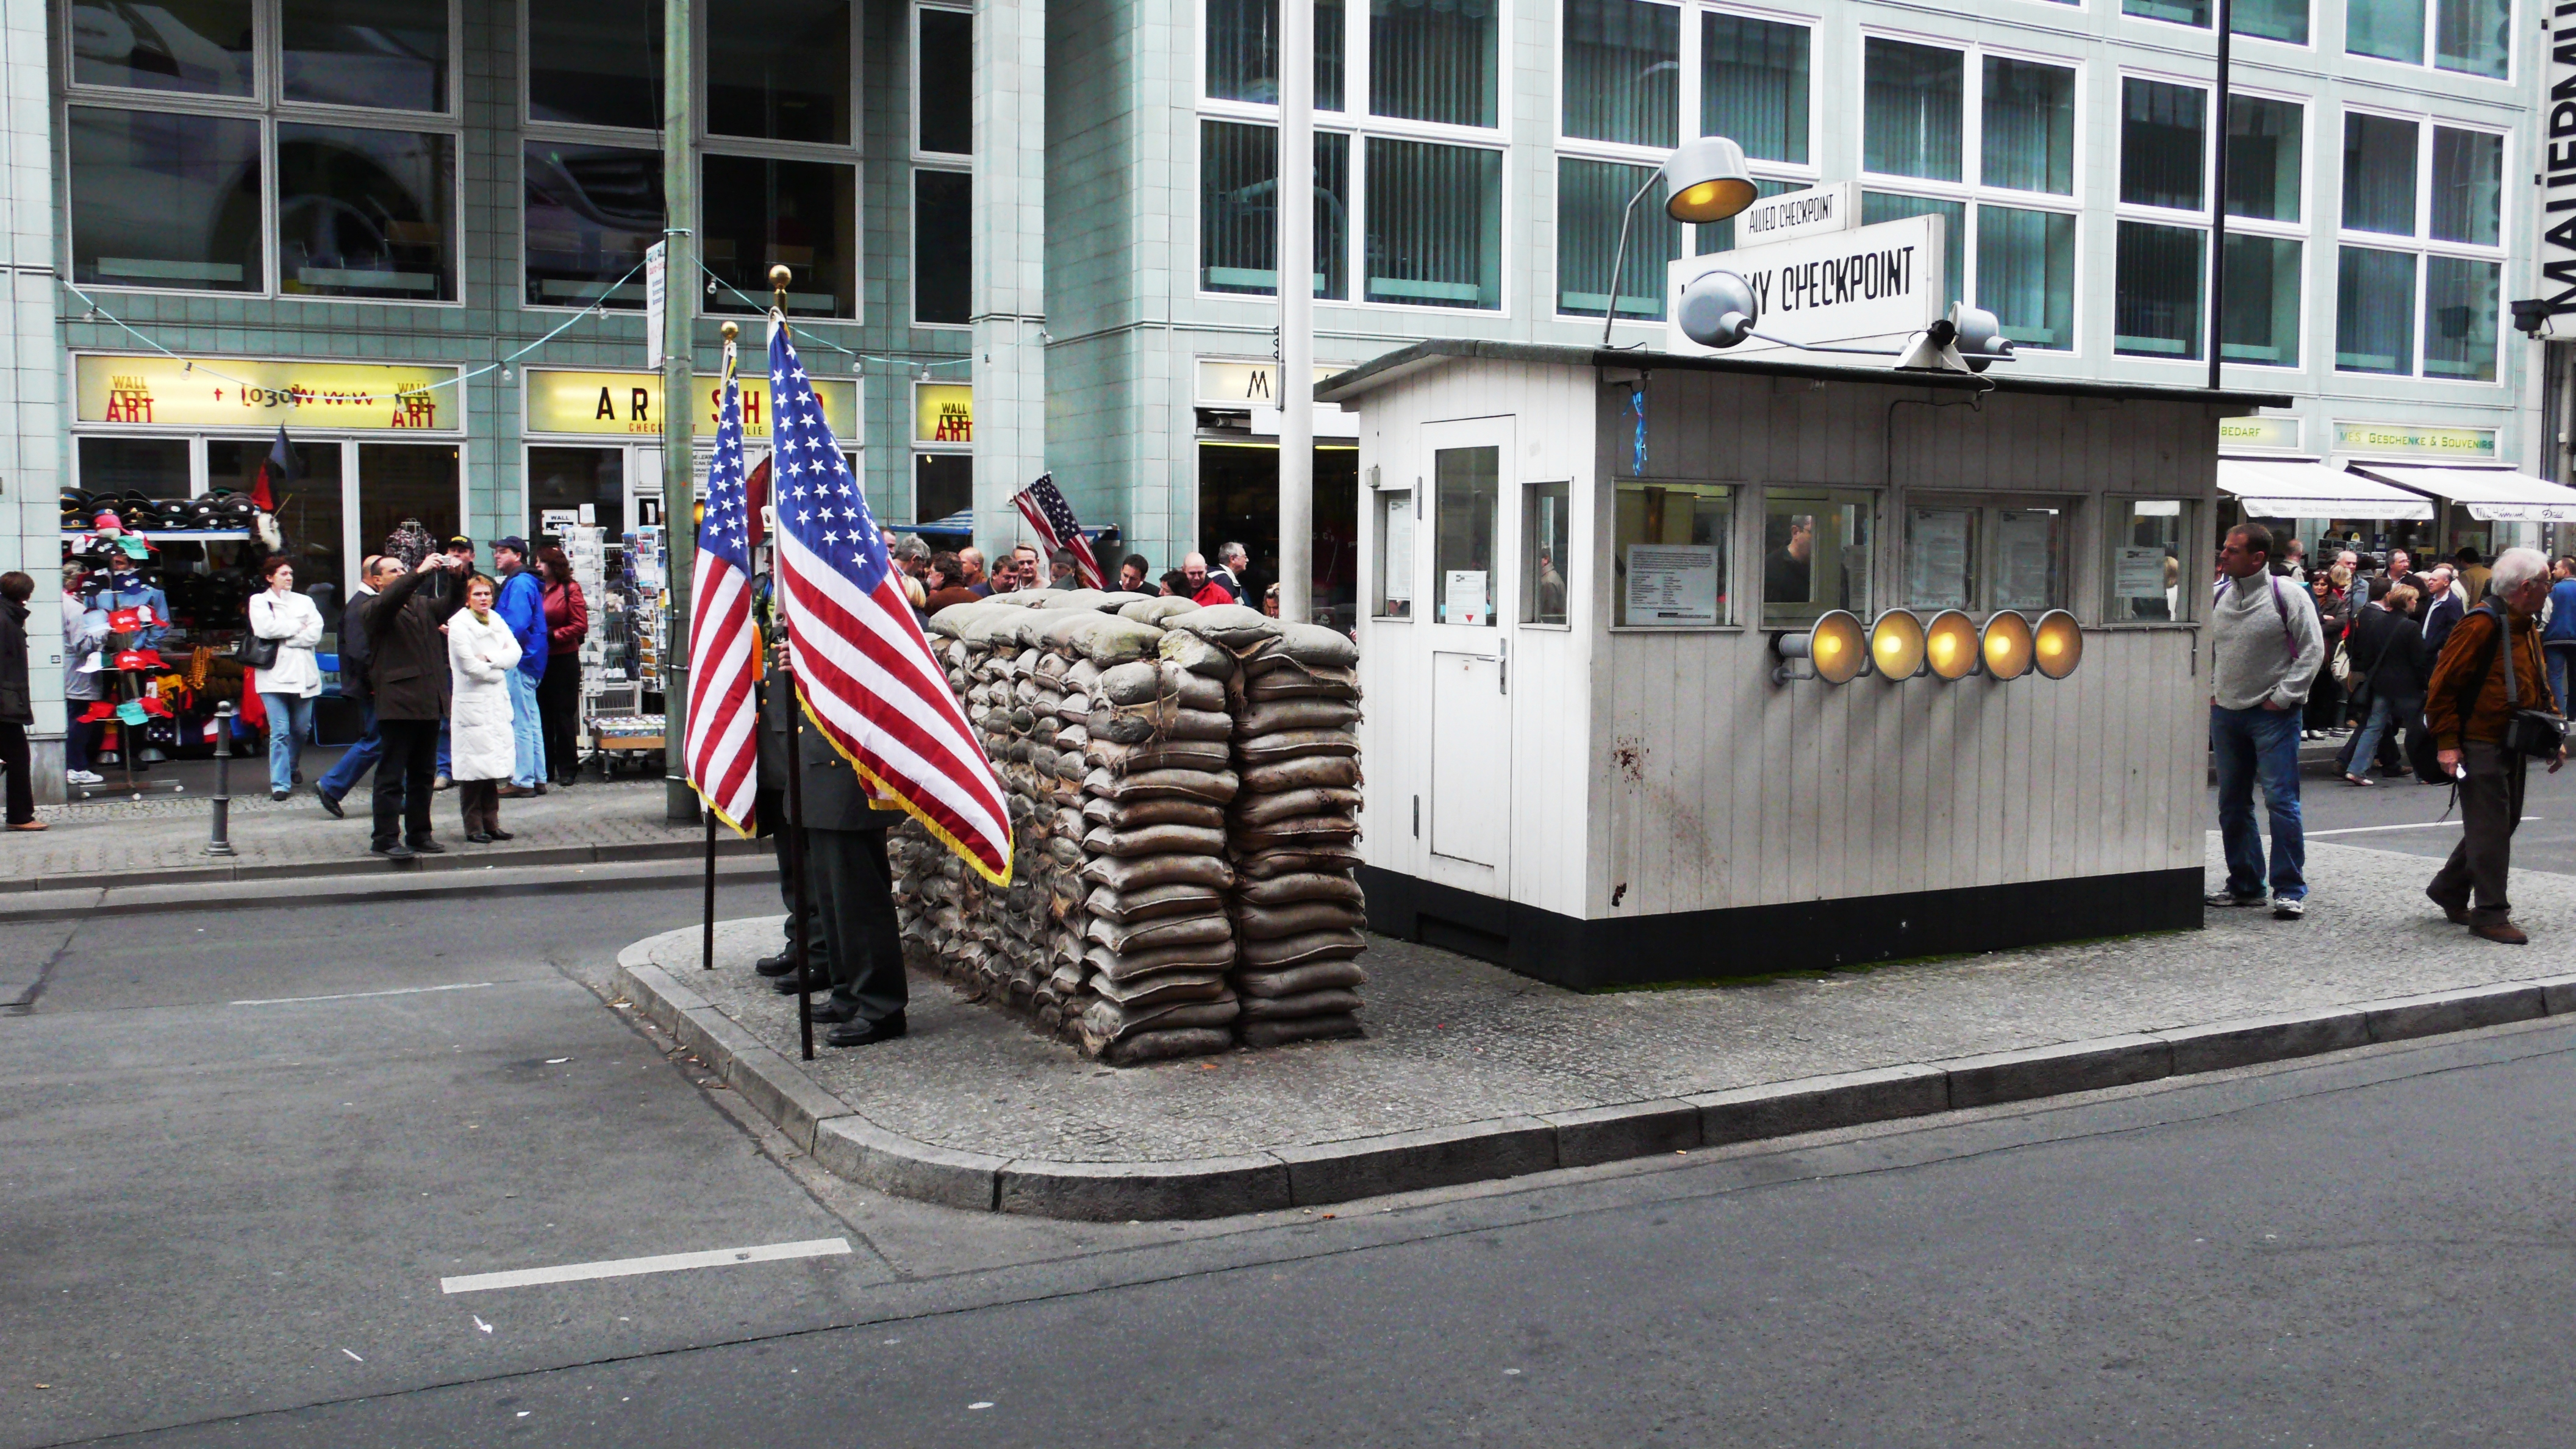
left=1085, top=939, right=1237, bottom=982
left=1118, top=596, right=1201, bottom=624
left=1234, top=698, right=1362, bottom=735
left=1079, top=851, right=1237, bottom=892
left=1088, top=704, right=1234, bottom=743
left=1078, top=618, right=1167, bottom=666
left=1082, top=882, right=1228, bottom=923
left=1232, top=959, right=1369, bottom=997
left=1236, top=872, right=1365, bottom=908
left=1242, top=669, right=1360, bottom=701
left=1087, top=738, right=1234, bottom=773
left=1272, top=623, right=1361, bottom=667
left=1240, top=756, right=1362, bottom=792
left=1233, top=900, right=1368, bottom=940
left=1086, top=911, right=1234, bottom=954
left=1230, top=815, right=1363, bottom=848
left=1237, top=927, right=1368, bottom=968
left=1164, top=604, right=1279, bottom=651
left=1232, top=729, right=1361, bottom=764
left=1233, top=787, right=1364, bottom=826
left=1080, top=995, right=1240, bottom=1042
left=1237, top=1014, right=1364, bottom=1048
left=1233, top=846, right=1364, bottom=878
left=1235, top=988, right=1365, bottom=1021
left=1081, top=767, right=1240, bottom=804
left=1087, top=970, right=1233, bottom=1007
left=1080, top=795, right=1228, bottom=831
left=1101, top=1026, right=1237, bottom=1065
left=1157, top=631, right=1235, bottom=678
left=1086, top=709, right=1159, bottom=745
left=1081, top=822, right=1229, bottom=858
left=1095, top=660, right=1161, bottom=705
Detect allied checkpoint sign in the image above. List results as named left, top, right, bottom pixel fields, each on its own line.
left=1662, top=211, right=1945, bottom=359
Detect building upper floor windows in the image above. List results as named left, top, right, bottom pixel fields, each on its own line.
left=1208, top=0, right=1347, bottom=110
left=1372, top=0, right=1496, bottom=127
left=707, top=0, right=853, bottom=144
left=2349, top=0, right=2509, bottom=78
left=1562, top=0, right=1676, bottom=149
left=281, top=0, right=448, bottom=112
left=528, top=0, right=662, bottom=131
left=2126, top=0, right=2310, bottom=45
left=917, top=5, right=973, bottom=155
left=70, top=0, right=255, bottom=96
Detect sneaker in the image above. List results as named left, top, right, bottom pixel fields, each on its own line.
left=2342, top=773, right=2374, bottom=787
left=66, top=770, right=103, bottom=785
left=2272, top=896, right=2305, bottom=920
left=2205, top=890, right=2267, bottom=907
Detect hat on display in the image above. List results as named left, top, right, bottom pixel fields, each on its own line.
left=93, top=510, right=123, bottom=534
left=78, top=701, right=118, bottom=723
left=115, top=649, right=165, bottom=671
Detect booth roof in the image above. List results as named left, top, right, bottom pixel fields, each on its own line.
left=1314, top=339, right=2296, bottom=412
left=2217, top=456, right=2437, bottom=521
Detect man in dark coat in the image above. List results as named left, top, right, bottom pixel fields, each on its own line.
left=357, top=553, right=465, bottom=857
left=756, top=650, right=907, bottom=1047
left=316, top=555, right=392, bottom=818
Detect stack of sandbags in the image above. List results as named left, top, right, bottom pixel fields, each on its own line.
left=1220, top=617, right=1368, bottom=1046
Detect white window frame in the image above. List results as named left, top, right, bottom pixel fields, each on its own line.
left=2341, top=0, right=2516, bottom=84
left=2330, top=105, right=2511, bottom=386
left=2206, top=84, right=2312, bottom=372
left=913, top=0, right=975, bottom=161
left=2117, top=0, right=2317, bottom=52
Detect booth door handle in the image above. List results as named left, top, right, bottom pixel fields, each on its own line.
left=1496, top=640, right=1508, bottom=695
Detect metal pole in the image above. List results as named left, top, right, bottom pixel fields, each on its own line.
left=2208, top=0, right=2232, bottom=392
left=771, top=265, right=814, bottom=1061
left=660, top=0, right=699, bottom=823
left=1600, top=171, right=1659, bottom=348
left=701, top=809, right=717, bottom=969
left=1277, top=0, right=1315, bottom=624
left=205, top=701, right=236, bottom=856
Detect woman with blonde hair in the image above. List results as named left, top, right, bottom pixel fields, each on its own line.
left=446, top=573, right=523, bottom=843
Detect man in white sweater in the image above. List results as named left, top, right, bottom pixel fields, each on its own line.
left=2209, top=521, right=2327, bottom=919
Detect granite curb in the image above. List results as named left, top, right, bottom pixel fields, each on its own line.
left=0, top=834, right=772, bottom=895
left=609, top=949, right=2576, bottom=1223
left=0, top=853, right=780, bottom=923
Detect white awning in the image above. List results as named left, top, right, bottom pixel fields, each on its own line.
left=2216, top=457, right=2435, bottom=520
left=2347, top=464, right=2576, bottom=523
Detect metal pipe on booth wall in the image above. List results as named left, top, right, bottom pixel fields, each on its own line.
left=1276, top=0, right=1315, bottom=624
left=659, top=0, right=698, bottom=823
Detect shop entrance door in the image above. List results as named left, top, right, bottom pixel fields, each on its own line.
left=1422, top=420, right=1512, bottom=893
left=356, top=443, right=462, bottom=561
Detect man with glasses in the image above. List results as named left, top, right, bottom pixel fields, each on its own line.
left=2208, top=522, right=2325, bottom=920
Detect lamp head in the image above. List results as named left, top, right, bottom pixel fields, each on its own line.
left=1676, top=268, right=1759, bottom=348
left=1662, top=136, right=1758, bottom=224
left=1923, top=609, right=1980, bottom=680
left=1947, top=304, right=2016, bottom=373
left=1772, top=609, right=1868, bottom=685
left=2032, top=609, right=2083, bottom=679
left=1981, top=610, right=2035, bottom=681
left=1868, top=609, right=1927, bottom=681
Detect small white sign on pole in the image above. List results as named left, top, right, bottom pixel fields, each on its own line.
left=1664, top=212, right=1945, bottom=359
left=643, top=241, right=668, bottom=371
left=1728, top=182, right=1856, bottom=249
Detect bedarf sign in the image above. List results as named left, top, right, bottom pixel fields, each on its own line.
left=2546, top=5, right=2576, bottom=315
left=1663, top=212, right=1946, bottom=357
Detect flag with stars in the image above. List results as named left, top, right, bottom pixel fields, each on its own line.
left=1012, top=473, right=1106, bottom=589
left=767, top=320, right=1012, bottom=884
left=684, top=343, right=759, bottom=834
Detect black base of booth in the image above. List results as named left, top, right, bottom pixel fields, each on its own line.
left=1356, top=866, right=2205, bottom=992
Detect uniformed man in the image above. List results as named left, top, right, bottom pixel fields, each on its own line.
left=754, top=642, right=909, bottom=1048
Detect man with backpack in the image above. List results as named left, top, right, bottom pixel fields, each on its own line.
left=2208, top=523, right=2325, bottom=920
left=2423, top=548, right=2567, bottom=944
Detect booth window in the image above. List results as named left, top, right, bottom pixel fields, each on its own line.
left=1433, top=446, right=1498, bottom=626
left=1206, top=0, right=1346, bottom=109
left=1522, top=481, right=1570, bottom=624
left=2333, top=115, right=2503, bottom=382
left=2106, top=498, right=2191, bottom=623
left=1909, top=501, right=2067, bottom=613
left=1761, top=489, right=1870, bottom=628
left=1614, top=481, right=1730, bottom=627
left=1374, top=487, right=1415, bottom=618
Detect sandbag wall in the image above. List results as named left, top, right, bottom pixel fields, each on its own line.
left=886, top=592, right=1366, bottom=1064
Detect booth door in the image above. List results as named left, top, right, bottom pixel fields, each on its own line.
left=1422, top=421, right=1514, bottom=892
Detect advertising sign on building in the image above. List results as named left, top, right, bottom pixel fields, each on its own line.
left=1728, top=182, right=1856, bottom=249
left=76, top=354, right=459, bottom=429
left=2331, top=421, right=2499, bottom=460
left=525, top=370, right=857, bottom=438
left=644, top=241, right=667, bottom=371
left=2543, top=12, right=2576, bottom=321
left=2218, top=416, right=2302, bottom=451
left=914, top=382, right=973, bottom=444
left=1663, top=213, right=1945, bottom=358
left=1194, top=359, right=1340, bottom=406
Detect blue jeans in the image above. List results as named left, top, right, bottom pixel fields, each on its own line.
left=318, top=699, right=382, bottom=802
left=2546, top=643, right=2576, bottom=717
left=260, top=693, right=315, bottom=793
left=507, top=668, right=546, bottom=787
left=2339, top=690, right=2419, bottom=781
left=2212, top=703, right=2305, bottom=900
left=437, top=718, right=451, bottom=777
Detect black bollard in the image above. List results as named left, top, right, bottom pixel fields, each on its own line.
left=206, top=701, right=237, bottom=857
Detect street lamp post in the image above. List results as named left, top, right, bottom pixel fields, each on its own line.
left=660, top=0, right=698, bottom=823
left=1278, top=0, right=1315, bottom=623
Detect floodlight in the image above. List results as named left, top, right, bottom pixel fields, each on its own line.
left=2033, top=609, right=2083, bottom=679
left=1773, top=610, right=1869, bottom=685
left=1923, top=609, right=1980, bottom=681
left=1868, top=609, right=1927, bottom=681
left=1981, top=610, right=2035, bottom=681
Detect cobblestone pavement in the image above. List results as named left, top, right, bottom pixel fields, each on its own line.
left=5, top=778, right=708, bottom=879
left=634, top=837, right=2576, bottom=1165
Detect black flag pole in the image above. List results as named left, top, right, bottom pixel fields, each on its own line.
left=770, top=266, right=816, bottom=1062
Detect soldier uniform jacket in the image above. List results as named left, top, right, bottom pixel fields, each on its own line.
left=758, top=667, right=896, bottom=833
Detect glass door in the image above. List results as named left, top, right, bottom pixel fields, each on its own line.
left=1422, top=419, right=1514, bottom=887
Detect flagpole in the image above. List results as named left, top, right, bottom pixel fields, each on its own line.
left=701, top=319, right=739, bottom=972
left=771, top=267, right=816, bottom=1061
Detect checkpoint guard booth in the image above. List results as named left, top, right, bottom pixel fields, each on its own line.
left=1323, top=331, right=2291, bottom=990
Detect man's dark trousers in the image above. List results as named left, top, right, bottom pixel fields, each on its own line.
left=371, top=718, right=439, bottom=847
left=2429, top=741, right=2527, bottom=927
left=804, top=825, right=904, bottom=1023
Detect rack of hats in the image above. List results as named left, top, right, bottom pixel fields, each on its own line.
left=60, top=489, right=268, bottom=796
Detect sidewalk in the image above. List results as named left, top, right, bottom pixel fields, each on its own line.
left=617, top=835, right=2576, bottom=1222
left=4, top=776, right=756, bottom=890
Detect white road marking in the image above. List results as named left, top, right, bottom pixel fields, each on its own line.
left=2307, top=816, right=2539, bottom=837
left=440, top=1237, right=852, bottom=1294
left=230, top=982, right=494, bottom=1007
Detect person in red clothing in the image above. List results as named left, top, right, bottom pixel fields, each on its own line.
left=534, top=545, right=589, bottom=787
left=1181, top=553, right=1233, bottom=607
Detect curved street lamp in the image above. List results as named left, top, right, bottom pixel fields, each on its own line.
left=1601, top=136, right=1758, bottom=346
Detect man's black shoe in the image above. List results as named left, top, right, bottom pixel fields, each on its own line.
left=487, top=829, right=514, bottom=842
left=771, top=970, right=825, bottom=995
left=825, top=1014, right=906, bottom=1048
left=465, top=832, right=493, bottom=844
left=318, top=793, right=345, bottom=819
left=809, top=998, right=862, bottom=1025
left=371, top=842, right=415, bottom=860
left=753, top=953, right=800, bottom=978
left=407, top=838, right=448, bottom=854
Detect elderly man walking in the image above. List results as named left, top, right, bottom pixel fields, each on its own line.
left=2209, top=522, right=2326, bottom=920
left=2424, top=547, right=2567, bottom=944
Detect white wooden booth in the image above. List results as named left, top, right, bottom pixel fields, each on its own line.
left=1321, top=341, right=2288, bottom=990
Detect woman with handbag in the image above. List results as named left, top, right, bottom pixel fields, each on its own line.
left=446, top=573, right=523, bottom=843
left=534, top=545, right=588, bottom=787
left=2336, top=583, right=2427, bottom=786
left=246, top=555, right=325, bottom=801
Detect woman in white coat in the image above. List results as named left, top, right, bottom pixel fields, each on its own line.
left=446, top=574, right=523, bottom=843
left=248, top=556, right=326, bottom=800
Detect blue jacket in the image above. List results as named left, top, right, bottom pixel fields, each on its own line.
left=2546, top=579, right=2576, bottom=644
left=496, top=570, right=548, bottom=681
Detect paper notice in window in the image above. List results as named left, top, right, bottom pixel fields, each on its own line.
left=2114, top=546, right=2167, bottom=599
left=1442, top=569, right=1489, bottom=626
left=1623, top=545, right=1719, bottom=625
left=1383, top=500, right=1414, bottom=605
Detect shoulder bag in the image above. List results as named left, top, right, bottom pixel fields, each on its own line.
left=2449, top=604, right=2566, bottom=762
left=234, top=597, right=281, bottom=671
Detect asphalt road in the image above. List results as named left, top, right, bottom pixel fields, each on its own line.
left=10, top=857, right=2576, bottom=1446
left=2217, top=745, right=2576, bottom=871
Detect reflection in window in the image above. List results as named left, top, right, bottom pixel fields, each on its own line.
left=1992, top=509, right=2066, bottom=612
left=912, top=167, right=971, bottom=323
left=2123, top=0, right=2208, bottom=25
left=524, top=142, right=663, bottom=307
left=2342, top=113, right=2417, bottom=235
left=1559, top=159, right=1680, bottom=319
left=2231, top=0, right=2307, bottom=41
left=276, top=124, right=455, bottom=300
left=918, top=7, right=973, bottom=154
left=1370, top=0, right=1495, bottom=128
left=79, top=437, right=191, bottom=498
left=357, top=445, right=459, bottom=567
left=1981, top=57, right=2074, bottom=195
left=2435, top=0, right=2509, bottom=76
left=1206, top=0, right=1345, bottom=109
left=1977, top=206, right=2074, bottom=351
left=70, top=0, right=253, bottom=95
left=1863, top=39, right=1962, bottom=182
left=2119, top=78, right=2205, bottom=210
left=2226, top=96, right=2302, bottom=222
left=1433, top=446, right=1498, bottom=626
left=1523, top=481, right=1570, bottom=624
left=281, top=0, right=449, bottom=111
left=2347, top=0, right=2425, bottom=62
left=1701, top=14, right=1806, bottom=165
left=1860, top=191, right=1962, bottom=311
left=915, top=453, right=973, bottom=523
left=528, top=0, right=660, bottom=130
left=1613, top=482, right=1728, bottom=627
left=1375, top=489, right=1414, bottom=618
left=1198, top=121, right=1350, bottom=298
left=2114, top=220, right=2203, bottom=360
left=2430, top=127, right=2501, bottom=245
left=528, top=446, right=624, bottom=540
left=702, top=154, right=857, bottom=317
left=2423, top=256, right=2499, bottom=381
left=1762, top=490, right=1870, bottom=628
left=2336, top=246, right=2416, bottom=374
left=1562, top=0, right=1676, bottom=148
left=68, top=106, right=261, bottom=292
left=707, top=0, right=852, bottom=143
left=215, top=437, right=346, bottom=599
left=2107, top=499, right=2186, bottom=623
left=2222, top=235, right=2302, bottom=367
left=1365, top=138, right=1501, bottom=310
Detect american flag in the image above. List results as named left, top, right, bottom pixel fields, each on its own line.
left=1012, top=473, right=1105, bottom=588
left=684, top=345, right=759, bottom=834
left=767, top=322, right=1014, bottom=884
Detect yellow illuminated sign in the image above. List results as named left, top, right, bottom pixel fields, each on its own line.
left=914, top=383, right=972, bottom=445
left=76, top=354, right=457, bottom=430
left=525, top=370, right=857, bottom=439
left=2332, top=421, right=2497, bottom=459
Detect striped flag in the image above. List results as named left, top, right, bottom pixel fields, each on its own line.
left=766, top=321, right=1013, bottom=884
left=683, top=343, right=759, bottom=834
left=1012, top=473, right=1105, bottom=588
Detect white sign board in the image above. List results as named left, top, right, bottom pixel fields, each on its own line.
left=1442, top=569, right=1489, bottom=626
left=2545, top=15, right=2576, bottom=323
left=643, top=241, right=667, bottom=371
left=1730, top=182, right=1855, bottom=250
left=1622, top=545, right=1720, bottom=626
left=1664, top=213, right=1945, bottom=358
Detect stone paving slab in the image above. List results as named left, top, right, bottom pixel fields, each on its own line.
left=619, top=837, right=2576, bottom=1220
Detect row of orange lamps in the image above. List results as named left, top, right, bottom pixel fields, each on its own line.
left=1775, top=608, right=2083, bottom=685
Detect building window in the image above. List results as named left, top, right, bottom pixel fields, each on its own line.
left=1982, top=57, right=2075, bottom=196
left=528, top=0, right=661, bottom=131
left=1523, top=480, right=1571, bottom=624
left=917, top=5, right=973, bottom=155
left=276, top=124, right=456, bottom=300
left=1559, top=157, right=1679, bottom=318
left=2334, top=113, right=2504, bottom=380
left=1207, top=0, right=1346, bottom=109
left=2227, top=96, right=2303, bottom=221
left=281, top=0, right=449, bottom=112
left=707, top=0, right=851, bottom=143
left=2114, top=80, right=2307, bottom=367
left=66, top=106, right=263, bottom=292
left=1371, top=0, right=1497, bottom=127
left=911, top=166, right=972, bottom=324
left=1859, top=191, right=1965, bottom=314
left=701, top=154, right=859, bottom=317
left=72, top=0, right=254, bottom=95
left=2352, top=0, right=2509, bottom=74
left=1977, top=207, right=2075, bottom=352
left=1562, top=0, right=1676, bottom=149
left=2120, top=77, right=2205, bottom=211
left=1199, top=121, right=1350, bottom=298
left=1903, top=499, right=2069, bottom=614
left=1701, top=13, right=1808, bottom=165
left=524, top=142, right=663, bottom=307
left=915, top=453, right=973, bottom=523
left=2224, top=234, right=2303, bottom=367
left=2115, top=220, right=2205, bottom=359
left=1365, top=138, right=1501, bottom=310
left=1614, top=481, right=1729, bottom=627
left=1761, top=489, right=1872, bottom=628
left=1862, top=38, right=1962, bottom=183
left=2128, top=0, right=2309, bottom=38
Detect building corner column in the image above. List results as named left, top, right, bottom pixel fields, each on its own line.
left=972, top=0, right=1047, bottom=558
left=7, top=0, right=66, bottom=803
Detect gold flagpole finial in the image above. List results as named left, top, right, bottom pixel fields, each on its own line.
left=720, top=320, right=739, bottom=343
left=769, top=265, right=792, bottom=311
